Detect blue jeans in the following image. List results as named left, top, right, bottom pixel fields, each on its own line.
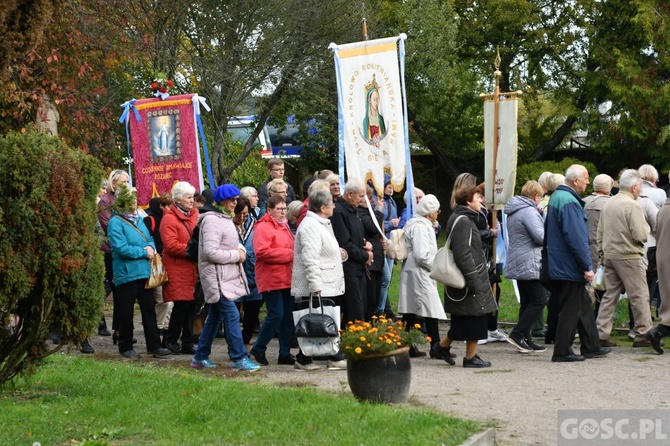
left=194, top=297, right=246, bottom=362
left=377, top=257, right=395, bottom=312
left=253, top=289, right=294, bottom=358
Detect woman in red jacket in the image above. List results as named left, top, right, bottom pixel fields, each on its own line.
left=159, top=181, right=199, bottom=354
left=250, top=195, right=295, bottom=366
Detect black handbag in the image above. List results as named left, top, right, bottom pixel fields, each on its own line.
left=294, top=295, right=338, bottom=339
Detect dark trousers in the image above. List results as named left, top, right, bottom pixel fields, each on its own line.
left=343, top=274, right=367, bottom=324
left=116, top=279, right=162, bottom=353
left=486, top=279, right=502, bottom=331
left=365, top=270, right=382, bottom=320
left=553, top=280, right=600, bottom=357
left=402, top=313, right=440, bottom=348
left=511, top=280, right=548, bottom=340
left=165, top=300, right=196, bottom=348
left=104, top=252, right=119, bottom=331
left=240, top=299, right=264, bottom=346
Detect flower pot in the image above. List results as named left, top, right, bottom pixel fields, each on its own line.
left=346, top=346, right=411, bottom=404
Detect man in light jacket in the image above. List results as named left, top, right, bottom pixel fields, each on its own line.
left=596, top=169, right=651, bottom=347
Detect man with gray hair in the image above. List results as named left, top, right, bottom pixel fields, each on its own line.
left=330, top=178, right=374, bottom=323
left=596, top=169, right=652, bottom=347
left=545, top=164, right=610, bottom=362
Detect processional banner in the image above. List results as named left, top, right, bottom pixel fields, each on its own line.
left=120, top=93, right=209, bottom=207
left=330, top=35, right=411, bottom=196
left=484, top=98, right=518, bottom=210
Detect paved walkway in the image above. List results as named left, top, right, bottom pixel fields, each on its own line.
left=88, top=318, right=669, bottom=445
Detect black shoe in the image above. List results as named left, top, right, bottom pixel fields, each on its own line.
left=582, top=346, right=611, bottom=359
left=181, top=345, right=196, bottom=355
left=430, top=345, right=455, bottom=365
left=506, top=336, right=533, bottom=353
left=80, top=339, right=94, bottom=354
left=599, top=339, right=618, bottom=347
left=278, top=354, right=296, bottom=365
left=552, top=354, right=585, bottom=362
left=463, top=354, right=491, bottom=368
left=250, top=349, right=269, bottom=365
left=121, top=349, right=139, bottom=359
left=165, top=341, right=181, bottom=354
left=148, top=348, right=171, bottom=357
left=98, top=327, right=111, bottom=337
left=525, top=338, right=547, bottom=352
left=646, top=327, right=665, bottom=354
left=632, top=339, right=656, bottom=348
left=409, top=345, right=426, bottom=358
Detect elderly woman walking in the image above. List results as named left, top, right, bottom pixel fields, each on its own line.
left=191, top=184, right=260, bottom=371
left=435, top=185, right=498, bottom=368
left=291, top=190, right=347, bottom=370
left=250, top=195, right=296, bottom=366
left=398, top=194, right=448, bottom=359
left=160, top=181, right=199, bottom=354
left=107, top=185, right=170, bottom=359
left=503, top=180, right=547, bottom=353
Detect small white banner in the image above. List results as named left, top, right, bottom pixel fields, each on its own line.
left=484, top=98, right=519, bottom=209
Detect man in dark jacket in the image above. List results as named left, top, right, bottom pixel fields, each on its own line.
left=331, top=179, right=373, bottom=323
left=545, top=164, right=610, bottom=362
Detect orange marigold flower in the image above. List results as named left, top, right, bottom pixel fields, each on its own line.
left=426, top=336, right=432, bottom=343
left=348, top=321, right=353, bottom=325
left=396, top=341, right=402, bottom=346
left=355, top=347, right=362, bottom=354
left=414, top=323, right=422, bottom=329
left=386, top=339, right=392, bottom=344
left=360, top=336, right=366, bottom=342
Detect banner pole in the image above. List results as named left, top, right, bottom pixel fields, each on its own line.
left=491, top=48, right=502, bottom=298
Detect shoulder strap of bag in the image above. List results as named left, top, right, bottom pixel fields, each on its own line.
left=446, top=215, right=469, bottom=248
left=114, top=215, right=148, bottom=242
left=179, top=219, right=193, bottom=237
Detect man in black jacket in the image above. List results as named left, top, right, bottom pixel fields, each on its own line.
left=331, top=179, right=373, bottom=323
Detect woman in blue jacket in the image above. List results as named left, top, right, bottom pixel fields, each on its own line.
left=107, top=185, right=170, bottom=359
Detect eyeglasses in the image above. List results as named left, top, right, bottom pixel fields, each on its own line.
left=229, top=197, right=238, bottom=202
left=273, top=207, right=287, bottom=212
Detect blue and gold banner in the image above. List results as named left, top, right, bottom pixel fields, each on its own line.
left=330, top=35, right=412, bottom=198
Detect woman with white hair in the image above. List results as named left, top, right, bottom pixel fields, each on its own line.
left=159, top=181, right=199, bottom=354
left=639, top=164, right=666, bottom=209
left=397, top=194, right=448, bottom=359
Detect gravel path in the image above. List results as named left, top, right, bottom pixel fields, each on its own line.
left=84, top=317, right=668, bottom=445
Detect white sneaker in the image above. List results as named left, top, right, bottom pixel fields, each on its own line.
left=477, top=338, right=488, bottom=345
left=327, top=359, right=347, bottom=370
left=487, top=329, right=509, bottom=342
left=294, top=362, right=324, bottom=372
left=628, top=329, right=635, bottom=340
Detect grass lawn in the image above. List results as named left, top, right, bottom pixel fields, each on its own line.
left=0, top=354, right=480, bottom=445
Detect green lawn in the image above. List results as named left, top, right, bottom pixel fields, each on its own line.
left=0, top=354, right=479, bottom=445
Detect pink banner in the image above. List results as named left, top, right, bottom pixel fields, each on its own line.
left=128, top=94, right=203, bottom=207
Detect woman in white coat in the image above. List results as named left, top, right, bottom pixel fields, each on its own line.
left=397, top=194, right=447, bottom=359
left=291, top=190, right=347, bottom=371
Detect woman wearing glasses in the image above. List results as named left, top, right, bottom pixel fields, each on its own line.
left=250, top=195, right=296, bottom=366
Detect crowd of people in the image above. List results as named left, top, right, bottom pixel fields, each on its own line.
left=92, top=159, right=670, bottom=370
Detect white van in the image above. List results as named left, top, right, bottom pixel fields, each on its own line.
left=227, top=116, right=273, bottom=159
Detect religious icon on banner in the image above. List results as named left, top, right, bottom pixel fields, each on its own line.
left=149, top=113, right=179, bottom=160
left=360, top=74, right=387, bottom=152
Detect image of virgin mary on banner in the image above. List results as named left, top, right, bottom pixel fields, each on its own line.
left=330, top=35, right=411, bottom=196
